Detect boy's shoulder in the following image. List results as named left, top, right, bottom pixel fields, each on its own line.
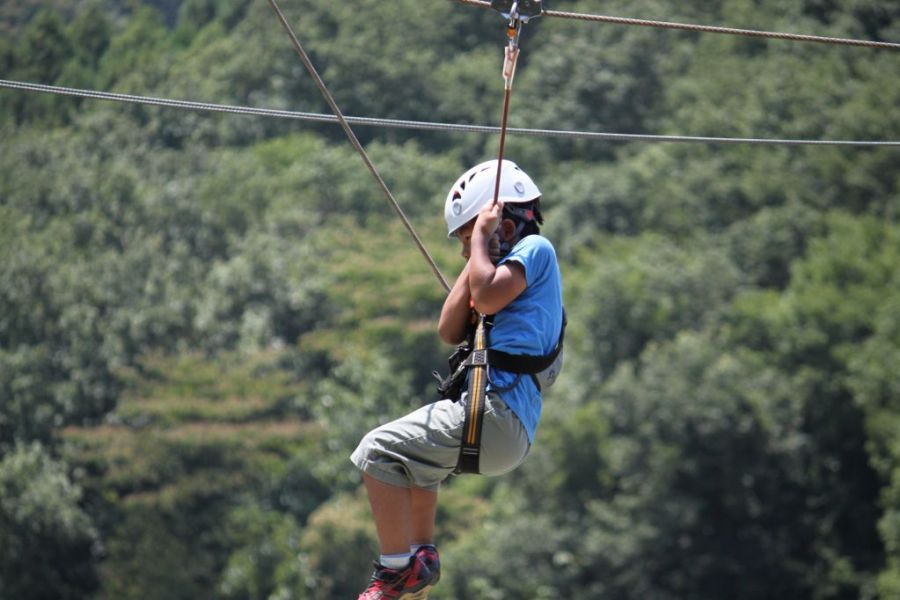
left=511, top=234, right=557, bottom=260
left=503, top=235, right=560, bottom=287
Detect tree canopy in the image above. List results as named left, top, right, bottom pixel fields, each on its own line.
left=1, top=0, right=898, bottom=597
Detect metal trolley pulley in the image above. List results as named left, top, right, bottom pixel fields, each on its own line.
left=490, top=0, right=544, bottom=22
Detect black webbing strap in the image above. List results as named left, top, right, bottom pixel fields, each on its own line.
left=456, top=315, right=489, bottom=474
left=487, top=337, right=562, bottom=374
left=485, top=309, right=567, bottom=390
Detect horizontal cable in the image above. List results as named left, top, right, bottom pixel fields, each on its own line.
left=450, top=0, right=900, bottom=50
left=1, top=79, right=899, bottom=147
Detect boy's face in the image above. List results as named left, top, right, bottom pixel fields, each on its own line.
left=454, top=220, right=476, bottom=260
left=454, top=218, right=516, bottom=261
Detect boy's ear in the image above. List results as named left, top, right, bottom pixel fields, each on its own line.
left=500, top=218, right=517, bottom=240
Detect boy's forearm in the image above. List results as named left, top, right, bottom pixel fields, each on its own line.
left=438, top=262, right=474, bottom=344
left=467, top=229, right=497, bottom=307
left=467, top=226, right=528, bottom=315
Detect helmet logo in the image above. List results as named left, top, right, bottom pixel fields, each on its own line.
left=452, top=201, right=463, bottom=216
left=514, top=181, right=525, bottom=195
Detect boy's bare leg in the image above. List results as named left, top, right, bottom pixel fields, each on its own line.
left=410, top=486, right=438, bottom=546
left=363, top=474, right=439, bottom=555
left=363, top=473, right=412, bottom=555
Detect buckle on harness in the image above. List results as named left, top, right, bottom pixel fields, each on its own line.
left=468, top=349, right=488, bottom=367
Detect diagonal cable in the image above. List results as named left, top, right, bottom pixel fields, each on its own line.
left=450, top=0, right=900, bottom=50
left=265, top=0, right=451, bottom=293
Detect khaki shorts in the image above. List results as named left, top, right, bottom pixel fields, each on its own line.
left=350, top=393, right=531, bottom=492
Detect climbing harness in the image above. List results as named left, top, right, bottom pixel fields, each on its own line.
left=436, top=310, right=566, bottom=474
left=435, top=311, right=566, bottom=397
left=457, top=314, right=490, bottom=473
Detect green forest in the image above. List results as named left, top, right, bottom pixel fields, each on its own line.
left=1, top=0, right=899, bottom=598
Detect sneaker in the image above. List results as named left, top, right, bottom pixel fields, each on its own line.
left=358, top=557, right=433, bottom=600
left=414, top=545, right=440, bottom=585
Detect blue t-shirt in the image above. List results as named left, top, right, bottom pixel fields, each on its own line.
left=486, top=234, right=563, bottom=442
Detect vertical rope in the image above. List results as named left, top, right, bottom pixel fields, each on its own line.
left=491, top=86, right=514, bottom=207
left=491, top=39, right=521, bottom=206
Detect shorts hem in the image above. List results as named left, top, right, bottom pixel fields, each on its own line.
left=351, top=454, right=443, bottom=492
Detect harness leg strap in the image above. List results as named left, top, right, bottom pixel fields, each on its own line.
left=456, top=318, right=489, bottom=474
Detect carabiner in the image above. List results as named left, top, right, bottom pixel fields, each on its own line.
left=506, top=8, right=523, bottom=50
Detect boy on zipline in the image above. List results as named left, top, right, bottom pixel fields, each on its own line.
left=352, top=159, right=564, bottom=600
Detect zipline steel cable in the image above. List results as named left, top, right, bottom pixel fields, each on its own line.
left=3, top=80, right=899, bottom=148
left=450, top=0, right=900, bottom=50
left=264, top=0, right=451, bottom=293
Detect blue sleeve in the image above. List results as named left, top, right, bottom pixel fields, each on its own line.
left=500, top=235, right=555, bottom=288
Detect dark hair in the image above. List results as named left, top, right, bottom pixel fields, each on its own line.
left=503, top=198, right=544, bottom=237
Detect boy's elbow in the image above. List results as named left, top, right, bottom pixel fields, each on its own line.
left=437, top=326, right=455, bottom=345
left=438, top=321, right=466, bottom=345
left=470, top=291, right=503, bottom=316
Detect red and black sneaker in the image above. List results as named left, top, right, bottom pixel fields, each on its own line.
left=414, top=545, right=441, bottom=586
left=358, top=557, right=433, bottom=600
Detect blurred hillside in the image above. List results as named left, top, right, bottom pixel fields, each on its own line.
left=1, top=1, right=899, bottom=598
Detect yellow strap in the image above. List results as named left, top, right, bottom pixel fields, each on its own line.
left=465, top=316, right=488, bottom=444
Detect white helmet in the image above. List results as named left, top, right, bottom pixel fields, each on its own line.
left=444, top=159, right=541, bottom=238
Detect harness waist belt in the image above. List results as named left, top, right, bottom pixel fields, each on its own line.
left=486, top=345, right=561, bottom=374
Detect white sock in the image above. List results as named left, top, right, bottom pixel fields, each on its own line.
left=379, top=552, right=412, bottom=569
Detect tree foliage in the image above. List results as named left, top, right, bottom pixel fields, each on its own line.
left=1, top=0, right=898, bottom=597
left=0, top=443, right=99, bottom=600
